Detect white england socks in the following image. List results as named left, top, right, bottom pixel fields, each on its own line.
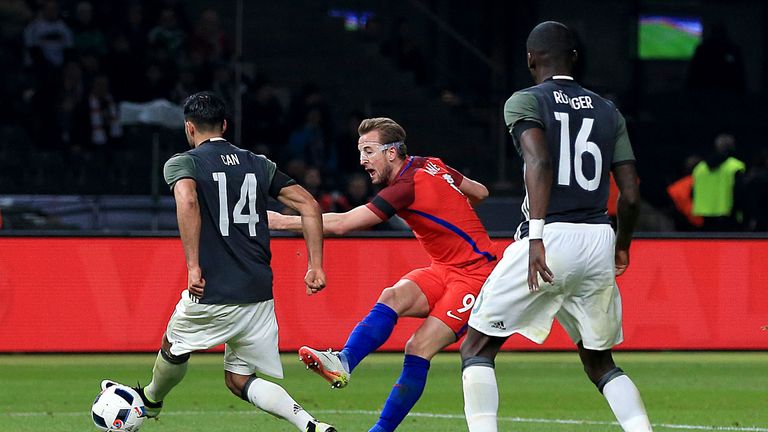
left=462, top=364, right=499, bottom=432
left=245, top=378, right=314, bottom=430
left=145, top=351, right=188, bottom=402
left=603, top=374, right=653, bottom=431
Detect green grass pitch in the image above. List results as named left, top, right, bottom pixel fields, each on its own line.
left=1, top=352, right=766, bottom=431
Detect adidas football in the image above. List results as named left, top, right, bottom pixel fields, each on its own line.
left=91, top=384, right=146, bottom=431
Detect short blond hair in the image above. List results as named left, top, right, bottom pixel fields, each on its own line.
left=358, top=117, right=408, bottom=159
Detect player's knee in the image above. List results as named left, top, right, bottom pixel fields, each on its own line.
left=377, top=286, right=400, bottom=309
left=160, top=347, right=190, bottom=365
left=224, top=376, right=241, bottom=397
left=404, top=334, right=433, bottom=358
left=460, top=332, right=485, bottom=359
left=582, top=355, right=619, bottom=386
left=224, top=372, right=253, bottom=400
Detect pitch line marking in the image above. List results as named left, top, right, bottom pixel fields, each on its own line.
left=5, top=408, right=767, bottom=431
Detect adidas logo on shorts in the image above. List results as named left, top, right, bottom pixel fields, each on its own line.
left=490, top=321, right=506, bottom=330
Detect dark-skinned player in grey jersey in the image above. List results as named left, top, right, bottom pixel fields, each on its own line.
left=460, top=22, right=652, bottom=432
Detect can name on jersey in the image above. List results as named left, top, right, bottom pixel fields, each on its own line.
left=221, top=154, right=241, bottom=166
left=553, top=90, right=594, bottom=110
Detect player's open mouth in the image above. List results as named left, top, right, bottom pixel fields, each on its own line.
left=366, top=168, right=376, bottom=177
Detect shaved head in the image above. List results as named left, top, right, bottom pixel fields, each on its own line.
left=527, top=21, right=576, bottom=57
left=526, top=21, right=577, bottom=82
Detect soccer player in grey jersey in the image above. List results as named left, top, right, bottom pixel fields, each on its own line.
left=460, top=22, right=652, bottom=431
left=102, top=92, right=336, bottom=432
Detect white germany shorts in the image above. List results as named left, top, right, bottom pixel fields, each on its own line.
left=468, top=222, right=623, bottom=351
left=165, top=291, right=283, bottom=378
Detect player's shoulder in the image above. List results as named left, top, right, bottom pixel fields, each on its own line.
left=165, top=151, right=193, bottom=166
left=409, top=155, right=446, bottom=177
left=505, top=86, right=539, bottom=105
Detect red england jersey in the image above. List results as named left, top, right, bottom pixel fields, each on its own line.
left=366, top=156, right=497, bottom=267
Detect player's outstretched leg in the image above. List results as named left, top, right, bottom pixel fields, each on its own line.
left=141, top=347, right=190, bottom=418
left=340, top=302, right=399, bottom=372
left=104, top=346, right=187, bottom=419
left=299, top=300, right=398, bottom=388
left=229, top=373, right=337, bottom=432
left=579, top=344, right=652, bottom=432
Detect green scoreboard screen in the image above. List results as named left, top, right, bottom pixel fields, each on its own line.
left=639, top=15, right=702, bottom=60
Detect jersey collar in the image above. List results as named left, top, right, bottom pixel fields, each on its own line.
left=200, top=137, right=227, bottom=145
left=551, top=75, right=574, bottom=80
left=397, top=156, right=414, bottom=178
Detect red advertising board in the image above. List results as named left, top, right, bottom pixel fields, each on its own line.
left=0, top=237, right=766, bottom=352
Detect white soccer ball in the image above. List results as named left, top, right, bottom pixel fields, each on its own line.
left=91, top=384, right=146, bottom=431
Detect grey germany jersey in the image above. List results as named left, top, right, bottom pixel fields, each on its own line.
left=163, top=138, right=295, bottom=304
left=504, top=76, right=635, bottom=239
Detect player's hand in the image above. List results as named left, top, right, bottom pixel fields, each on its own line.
left=528, top=239, right=554, bottom=292
left=615, top=248, right=630, bottom=276
left=304, top=267, right=327, bottom=295
left=188, top=266, right=206, bottom=299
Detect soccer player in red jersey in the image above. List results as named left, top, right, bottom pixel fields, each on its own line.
left=268, top=117, right=500, bottom=432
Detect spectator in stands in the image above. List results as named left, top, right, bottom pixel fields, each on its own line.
left=742, top=151, right=768, bottom=231
left=287, top=83, right=333, bottom=141
left=687, top=22, right=745, bottom=94
left=188, top=9, right=232, bottom=64
left=285, top=107, right=328, bottom=171
left=120, top=2, right=148, bottom=56
left=170, top=64, right=200, bottom=105
left=667, top=155, right=704, bottom=231
left=692, top=133, right=745, bottom=231
left=243, top=76, right=286, bottom=152
left=59, top=60, right=85, bottom=147
left=335, top=111, right=366, bottom=177
left=104, top=33, right=140, bottom=102
left=70, top=1, right=107, bottom=58
left=23, top=0, right=73, bottom=68
left=148, top=7, right=186, bottom=59
left=72, top=74, right=122, bottom=149
left=134, top=63, right=173, bottom=102
left=381, top=18, right=429, bottom=84
left=338, top=172, right=373, bottom=211
left=303, top=167, right=346, bottom=213
left=211, top=61, right=237, bottom=110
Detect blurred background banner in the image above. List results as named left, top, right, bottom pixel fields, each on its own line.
left=1, top=237, right=765, bottom=352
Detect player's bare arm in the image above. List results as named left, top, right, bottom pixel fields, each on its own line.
left=612, top=162, right=640, bottom=276
left=173, top=178, right=205, bottom=298
left=276, top=184, right=327, bottom=294
left=520, top=127, right=555, bottom=291
left=268, top=205, right=384, bottom=236
left=458, top=176, right=490, bottom=207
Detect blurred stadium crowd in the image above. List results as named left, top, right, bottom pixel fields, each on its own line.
left=0, top=0, right=767, bottom=232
